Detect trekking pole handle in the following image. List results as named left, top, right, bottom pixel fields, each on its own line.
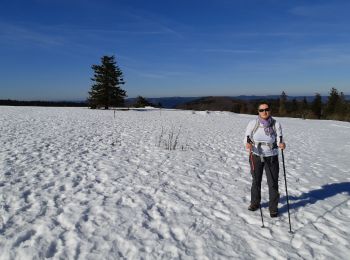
left=247, top=136, right=253, bottom=144
left=247, top=136, right=253, bottom=152
left=280, top=136, right=283, bottom=143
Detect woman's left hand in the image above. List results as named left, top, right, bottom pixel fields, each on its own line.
left=279, top=142, right=286, bottom=150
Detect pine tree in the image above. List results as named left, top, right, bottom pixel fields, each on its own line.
left=279, top=91, right=287, bottom=116
left=325, top=87, right=339, bottom=117
left=290, top=98, right=298, bottom=116
left=345, top=100, right=350, bottom=122
left=134, top=96, right=153, bottom=108
left=301, top=97, right=309, bottom=119
left=336, top=91, right=345, bottom=112
left=312, top=93, right=322, bottom=119
left=88, top=55, right=126, bottom=109
left=301, top=97, right=308, bottom=111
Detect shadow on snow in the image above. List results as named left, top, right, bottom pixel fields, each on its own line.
left=261, top=182, right=350, bottom=214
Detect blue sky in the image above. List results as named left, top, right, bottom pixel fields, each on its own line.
left=1, top=0, right=350, bottom=100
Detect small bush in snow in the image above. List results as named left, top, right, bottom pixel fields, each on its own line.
left=157, top=126, right=189, bottom=151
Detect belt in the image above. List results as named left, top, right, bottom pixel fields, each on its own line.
left=253, top=142, right=277, bottom=162
left=255, top=142, right=277, bottom=150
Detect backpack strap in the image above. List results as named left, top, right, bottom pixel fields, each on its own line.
left=250, top=119, right=260, bottom=142
left=271, top=118, right=278, bottom=148
left=271, top=118, right=277, bottom=137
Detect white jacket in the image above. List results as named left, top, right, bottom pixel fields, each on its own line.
left=244, top=118, right=283, bottom=157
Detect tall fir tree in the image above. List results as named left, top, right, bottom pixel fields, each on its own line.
left=325, top=87, right=339, bottom=117
left=301, top=96, right=309, bottom=119
left=279, top=91, right=287, bottom=115
left=88, top=55, right=126, bottom=109
left=334, top=91, right=347, bottom=120
left=312, top=93, right=322, bottom=119
left=134, top=96, right=153, bottom=108
left=301, top=97, right=308, bottom=111
left=291, top=98, right=298, bottom=115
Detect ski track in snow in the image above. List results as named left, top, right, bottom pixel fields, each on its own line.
left=0, top=106, right=349, bottom=259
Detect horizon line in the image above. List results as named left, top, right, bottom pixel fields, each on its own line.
left=2, top=93, right=349, bottom=103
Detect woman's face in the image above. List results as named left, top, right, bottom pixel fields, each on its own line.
left=258, top=104, right=271, bottom=119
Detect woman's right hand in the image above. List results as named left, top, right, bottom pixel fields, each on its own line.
left=246, top=143, right=253, bottom=151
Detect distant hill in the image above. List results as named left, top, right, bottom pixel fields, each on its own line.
left=125, top=97, right=198, bottom=108
left=234, top=95, right=332, bottom=102
left=2, top=95, right=348, bottom=108
left=0, top=99, right=88, bottom=107
left=126, top=95, right=350, bottom=109
left=176, top=96, right=243, bottom=111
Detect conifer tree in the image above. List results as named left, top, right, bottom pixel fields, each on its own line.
left=88, top=55, right=126, bottom=109
left=134, top=96, right=153, bottom=108
left=325, top=87, right=339, bottom=117
left=279, top=91, right=287, bottom=115
left=301, top=97, right=308, bottom=111
left=345, top=99, right=350, bottom=122
left=312, top=93, right=322, bottom=119
left=301, top=97, right=309, bottom=119
left=335, top=91, right=347, bottom=120
left=290, top=98, right=298, bottom=115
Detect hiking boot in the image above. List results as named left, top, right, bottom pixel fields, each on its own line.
left=248, top=204, right=260, bottom=211
left=270, top=211, right=278, bottom=218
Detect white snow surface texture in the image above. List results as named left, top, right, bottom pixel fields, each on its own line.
left=0, top=106, right=349, bottom=260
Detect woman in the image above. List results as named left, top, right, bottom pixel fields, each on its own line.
left=244, top=102, right=286, bottom=217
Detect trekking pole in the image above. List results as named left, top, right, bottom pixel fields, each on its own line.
left=247, top=136, right=265, bottom=228
left=280, top=136, right=292, bottom=233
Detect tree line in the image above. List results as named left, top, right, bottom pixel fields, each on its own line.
left=0, top=100, right=87, bottom=107
left=237, top=89, right=349, bottom=122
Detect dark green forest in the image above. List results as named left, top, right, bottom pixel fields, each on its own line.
left=178, top=88, right=350, bottom=122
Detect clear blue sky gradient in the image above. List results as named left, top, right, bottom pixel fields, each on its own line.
left=1, top=0, right=350, bottom=100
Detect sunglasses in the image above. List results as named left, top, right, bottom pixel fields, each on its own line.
left=258, top=108, right=270, bottom=112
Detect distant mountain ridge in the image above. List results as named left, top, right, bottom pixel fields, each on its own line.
left=128, top=95, right=350, bottom=108
left=1, top=95, right=349, bottom=108
left=0, top=99, right=87, bottom=107
left=176, top=96, right=242, bottom=111
left=125, top=97, right=198, bottom=108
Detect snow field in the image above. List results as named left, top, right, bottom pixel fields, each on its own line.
left=0, top=106, right=349, bottom=259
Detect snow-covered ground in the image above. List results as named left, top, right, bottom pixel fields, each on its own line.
left=0, top=106, right=349, bottom=259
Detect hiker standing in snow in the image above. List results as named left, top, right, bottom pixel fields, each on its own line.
left=244, top=102, right=286, bottom=218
